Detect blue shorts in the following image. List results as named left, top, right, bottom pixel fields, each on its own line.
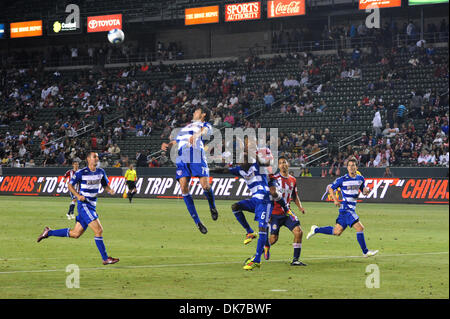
left=76, top=201, right=99, bottom=230
left=336, top=210, right=359, bottom=230
left=175, top=161, right=209, bottom=180
left=270, top=213, right=300, bottom=235
left=235, top=197, right=273, bottom=228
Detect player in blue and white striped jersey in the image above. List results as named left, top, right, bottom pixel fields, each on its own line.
left=36, top=152, right=119, bottom=265
left=161, top=106, right=218, bottom=235
left=211, top=139, right=278, bottom=270
left=306, top=157, right=378, bottom=257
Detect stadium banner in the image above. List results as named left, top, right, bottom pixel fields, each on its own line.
left=225, top=2, right=261, bottom=22
left=185, top=6, right=220, bottom=26
left=10, top=20, right=43, bottom=38
left=409, top=0, right=448, bottom=5
left=267, top=0, right=305, bottom=18
left=48, top=4, right=81, bottom=35
left=0, top=23, right=5, bottom=39
left=0, top=175, right=448, bottom=204
left=87, top=14, right=122, bottom=33
left=358, top=0, right=402, bottom=10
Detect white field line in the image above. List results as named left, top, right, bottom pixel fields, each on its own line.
left=0, top=251, right=447, bottom=275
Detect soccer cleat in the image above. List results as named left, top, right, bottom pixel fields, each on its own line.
left=291, top=260, right=307, bottom=266
left=243, top=260, right=261, bottom=270
left=197, top=222, right=208, bottom=234
left=306, top=225, right=318, bottom=240
left=210, top=208, right=219, bottom=221
left=244, top=232, right=257, bottom=245
left=264, top=245, right=271, bottom=260
left=243, top=256, right=255, bottom=266
left=363, top=250, right=379, bottom=258
left=37, top=227, right=50, bottom=242
left=71, top=214, right=76, bottom=220
left=66, top=213, right=72, bottom=220
left=102, top=257, right=120, bottom=265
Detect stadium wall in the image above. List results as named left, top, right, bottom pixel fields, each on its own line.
left=0, top=172, right=447, bottom=205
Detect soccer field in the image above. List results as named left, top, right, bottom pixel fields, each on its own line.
left=0, top=196, right=448, bottom=299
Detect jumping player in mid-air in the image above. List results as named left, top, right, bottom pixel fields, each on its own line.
left=306, top=157, right=378, bottom=257
left=264, top=156, right=307, bottom=266
left=63, top=160, right=79, bottom=220
left=161, top=106, right=218, bottom=234
left=211, top=139, right=279, bottom=270
left=37, top=151, right=120, bottom=265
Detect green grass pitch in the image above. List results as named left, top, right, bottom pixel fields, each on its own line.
left=0, top=196, right=448, bottom=299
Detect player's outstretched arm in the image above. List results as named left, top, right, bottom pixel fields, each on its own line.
left=161, top=140, right=176, bottom=151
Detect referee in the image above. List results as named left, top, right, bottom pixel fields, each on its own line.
left=124, top=164, right=137, bottom=203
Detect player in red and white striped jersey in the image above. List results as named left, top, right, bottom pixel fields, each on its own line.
left=267, top=156, right=307, bottom=266
left=63, top=161, right=79, bottom=220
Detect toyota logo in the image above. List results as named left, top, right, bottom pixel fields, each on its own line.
left=88, top=19, right=98, bottom=29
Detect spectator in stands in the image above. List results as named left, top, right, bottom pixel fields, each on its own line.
left=417, top=149, right=430, bottom=166
left=136, top=150, right=148, bottom=167
left=396, top=104, right=407, bottom=125
left=148, top=157, right=160, bottom=168
left=300, top=168, right=312, bottom=177
left=372, top=110, right=383, bottom=137
left=264, top=91, right=275, bottom=110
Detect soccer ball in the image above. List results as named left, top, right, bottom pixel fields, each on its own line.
left=107, top=29, right=125, bottom=44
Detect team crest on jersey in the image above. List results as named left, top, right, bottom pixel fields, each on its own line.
left=272, top=224, right=277, bottom=230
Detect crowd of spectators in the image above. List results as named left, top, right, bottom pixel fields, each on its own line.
left=0, top=40, right=184, bottom=69
left=273, top=18, right=449, bottom=52
left=0, top=19, right=448, bottom=171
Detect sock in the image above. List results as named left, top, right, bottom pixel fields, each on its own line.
left=254, top=231, right=267, bottom=263
left=232, top=211, right=253, bottom=234
left=203, top=188, right=216, bottom=210
left=68, top=203, right=75, bottom=214
left=48, top=228, right=70, bottom=237
left=293, top=243, right=302, bottom=260
left=315, top=226, right=334, bottom=235
left=265, top=225, right=271, bottom=247
left=357, top=232, right=369, bottom=254
left=182, top=194, right=201, bottom=224
left=94, top=236, right=109, bottom=261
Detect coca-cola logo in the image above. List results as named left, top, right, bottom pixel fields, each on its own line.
left=275, top=1, right=301, bottom=14
left=268, top=0, right=305, bottom=18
